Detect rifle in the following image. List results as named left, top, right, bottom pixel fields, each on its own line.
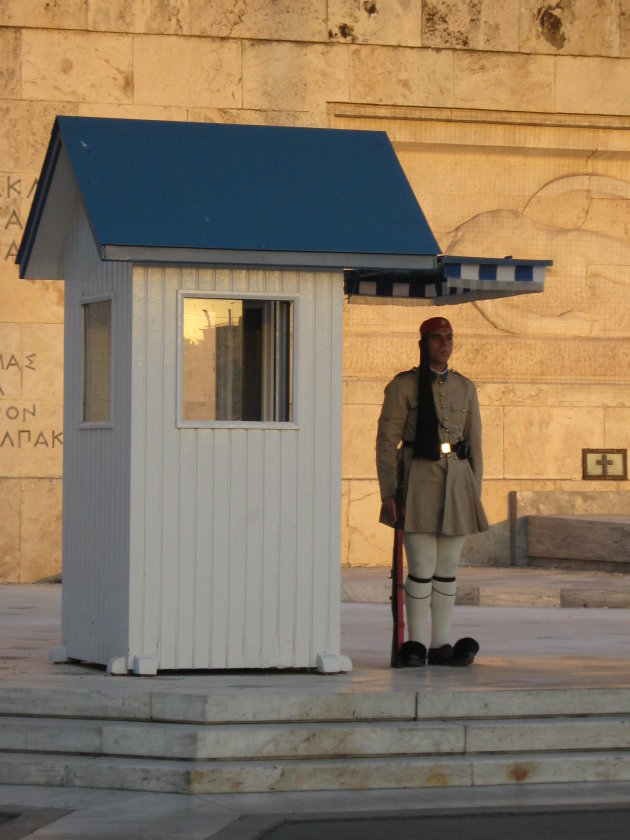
left=390, top=508, right=405, bottom=668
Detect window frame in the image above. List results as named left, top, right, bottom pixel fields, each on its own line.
left=582, top=448, right=628, bottom=481
left=78, top=293, right=114, bottom=429
left=176, top=290, right=298, bottom=429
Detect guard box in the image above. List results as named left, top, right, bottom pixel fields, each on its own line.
left=17, top=117, right=443, bottom=674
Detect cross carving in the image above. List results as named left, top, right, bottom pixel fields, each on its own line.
left=595, top=454, right=615, bottom=478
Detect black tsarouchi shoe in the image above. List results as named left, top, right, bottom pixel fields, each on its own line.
left=428, top=637, right=479, bottom=666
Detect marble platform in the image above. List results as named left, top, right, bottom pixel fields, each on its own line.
left=0, top=579, right=629, bottom=798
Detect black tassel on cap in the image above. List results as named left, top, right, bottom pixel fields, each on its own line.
left=412, top=334, right=441, bottom=461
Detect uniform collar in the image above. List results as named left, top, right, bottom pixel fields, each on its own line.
left=430, top=367, right=449, bottom=382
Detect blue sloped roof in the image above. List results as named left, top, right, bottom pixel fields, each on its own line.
left=17, top=116, right=441, bottom=278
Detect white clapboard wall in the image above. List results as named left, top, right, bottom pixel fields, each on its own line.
left=61, top=207, right=134, bottom=667
left=61, top=206, right=343, bottom=671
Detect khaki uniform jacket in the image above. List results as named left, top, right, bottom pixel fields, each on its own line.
left=376, top=367, right=489, bottom=536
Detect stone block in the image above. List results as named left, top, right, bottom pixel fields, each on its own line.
left=515, top=490, right=630, bottom=518
left=243, top=41, right=348, bottom=111
left=480, top=479, right=526, bottom=525
left=0, top=322, right=23, bottom=400
left=0, top=0, right=87, bottom=29
left=341, top=479, right=350, bottom=565
left=199, top=721, right=462, bottom=760
left=466, top=718, right=630, bottom=754
left=88, top=0, right=189, bottom=35
left=343, top=377, right=386, bottom=407
left=20, top=323, right=64, bottom=401
left=556, top=56, right=630, bottom=117
left=102, top=723, right=196, bottom=759
left=526, top=515, right=630, bottom=566
left=504, top=406, right=604, bottom=479
left=472, top=752, right=630, bottom=787
left=188, top=107, right=327, bottom=128
left=623, top=0, right=630, bottom=56
left=605, top=407, right=630, bottom=449
left=418, top=687, right=630, bottom=720
left=0, top=718, right=102, bottom=754
left=0, top=401, right=63, bottom=479
left=22, top=30, right=133, bottom=104
left=0, top=267, right=64, bottom=326
left=190, top=756, right=473, bottom=793
left=561, top=589, right=630, bottom=608
left=189, top=0, right=326, bottom=42
left=150, top=689, right=417, bottom=723
left=19, top=479, right=62, bottom=581
left=461, top=521, right=510, bottom=567
left=342, top=402, right=379, bottom=479
left=0, top=686, right=151, bottom=719
left=520, top=0, right=620, bottom=57
left=77, top=103, right=189, bottom=122
left=349, top=44, right=453, bottom=106
left=480, top=404, right=503, bottom=480
left=328, top=0, right=422, bottom=47
left=479, top=382, right=630, bottom=409
left=454, top=51, right=555, bottom=111
left=479, top=583, right=560, bottom=608
left=0, top=753, right=68, bottom=788
left=0, top=478, right=20, bottom=582
left=0, top=101, right=74, bottom=172
left=0, top=28, right=20, bottom=99
left=133, top=35, right=241, bottom=108
left=346, top=479, right=392, bottom=567
left=422, top=0, right=520, bottom=52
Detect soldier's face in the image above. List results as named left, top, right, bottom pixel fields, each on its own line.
left=421, top=327, right=453, bottom=370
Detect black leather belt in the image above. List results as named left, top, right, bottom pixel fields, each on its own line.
left=403, top=440, right=470, bottom=460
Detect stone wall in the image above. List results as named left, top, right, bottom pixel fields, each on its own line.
left=1, top=1, right=629, bottom=580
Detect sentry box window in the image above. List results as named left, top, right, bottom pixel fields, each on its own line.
left=82, top=298, right=111, bottom=424
left=582, top=449, right=628, bottom=481
left=181, top=296, right=294, bottom=425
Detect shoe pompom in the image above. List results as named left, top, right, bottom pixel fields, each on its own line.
left=453, top=637, right=479, bottom=665
left=399, top=641, right=427, bottom=667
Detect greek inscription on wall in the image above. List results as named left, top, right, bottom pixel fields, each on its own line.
left=0, top=352, right=63, bottom=449
left=1, top=173, right=38, bottom=261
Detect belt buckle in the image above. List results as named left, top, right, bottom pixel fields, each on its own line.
left=440, top=442, right=451, bottom=458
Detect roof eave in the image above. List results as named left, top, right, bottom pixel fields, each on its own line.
left=100, top=244, right=438, bottom=272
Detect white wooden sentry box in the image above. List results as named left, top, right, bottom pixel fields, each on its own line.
left=17, top=117, right=551, bottom=675
left=16, top=117, right=443, bottom=674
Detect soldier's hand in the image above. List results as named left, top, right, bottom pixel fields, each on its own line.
left=380, top=496, right=398, bottom=526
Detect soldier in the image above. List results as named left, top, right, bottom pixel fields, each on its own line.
left=376, top=317, right=488, bottom=666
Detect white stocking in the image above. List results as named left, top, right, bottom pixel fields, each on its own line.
left=403, top=533, right=437, bottom=647
left=430, top=535, right=465, bottom=648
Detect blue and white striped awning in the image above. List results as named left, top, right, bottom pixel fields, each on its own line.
left=344, top=256, right=552, bottom=304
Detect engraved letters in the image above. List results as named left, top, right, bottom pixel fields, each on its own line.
left=1, top=173, right=38, bottom=260
left=0, top=351, right=63, bottom=451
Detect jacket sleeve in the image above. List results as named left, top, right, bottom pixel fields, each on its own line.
left=464, top=383, right=483, bottom=489
left=376, top=377, right=409, bottom=500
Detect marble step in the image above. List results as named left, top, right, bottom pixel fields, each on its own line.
left=1, top=686, right=629, bottom=724
left=1, top=714, right=629, bottom=761
left=0, top=717, right=462, bottom=759
left=1, top=749, right=630, bottom=794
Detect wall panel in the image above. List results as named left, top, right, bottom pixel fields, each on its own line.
left=129, top=266, right=343, bottom=669
left=61, top=207, right=132, bottom=666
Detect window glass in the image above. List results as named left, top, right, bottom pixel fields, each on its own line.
left=82, top=299, right=111, bottom=423
left=182, top=297, right=293, bottom=423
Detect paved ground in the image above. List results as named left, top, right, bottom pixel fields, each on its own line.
left=0, top=571, right=629, bottom=838
left=218, top=805, right=630, bottom=840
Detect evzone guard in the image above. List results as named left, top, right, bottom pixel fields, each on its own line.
left=377, top=317, right=488, bottom=667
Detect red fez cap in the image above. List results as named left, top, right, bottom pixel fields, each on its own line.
left=420, top=316, right=452, bottom=334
